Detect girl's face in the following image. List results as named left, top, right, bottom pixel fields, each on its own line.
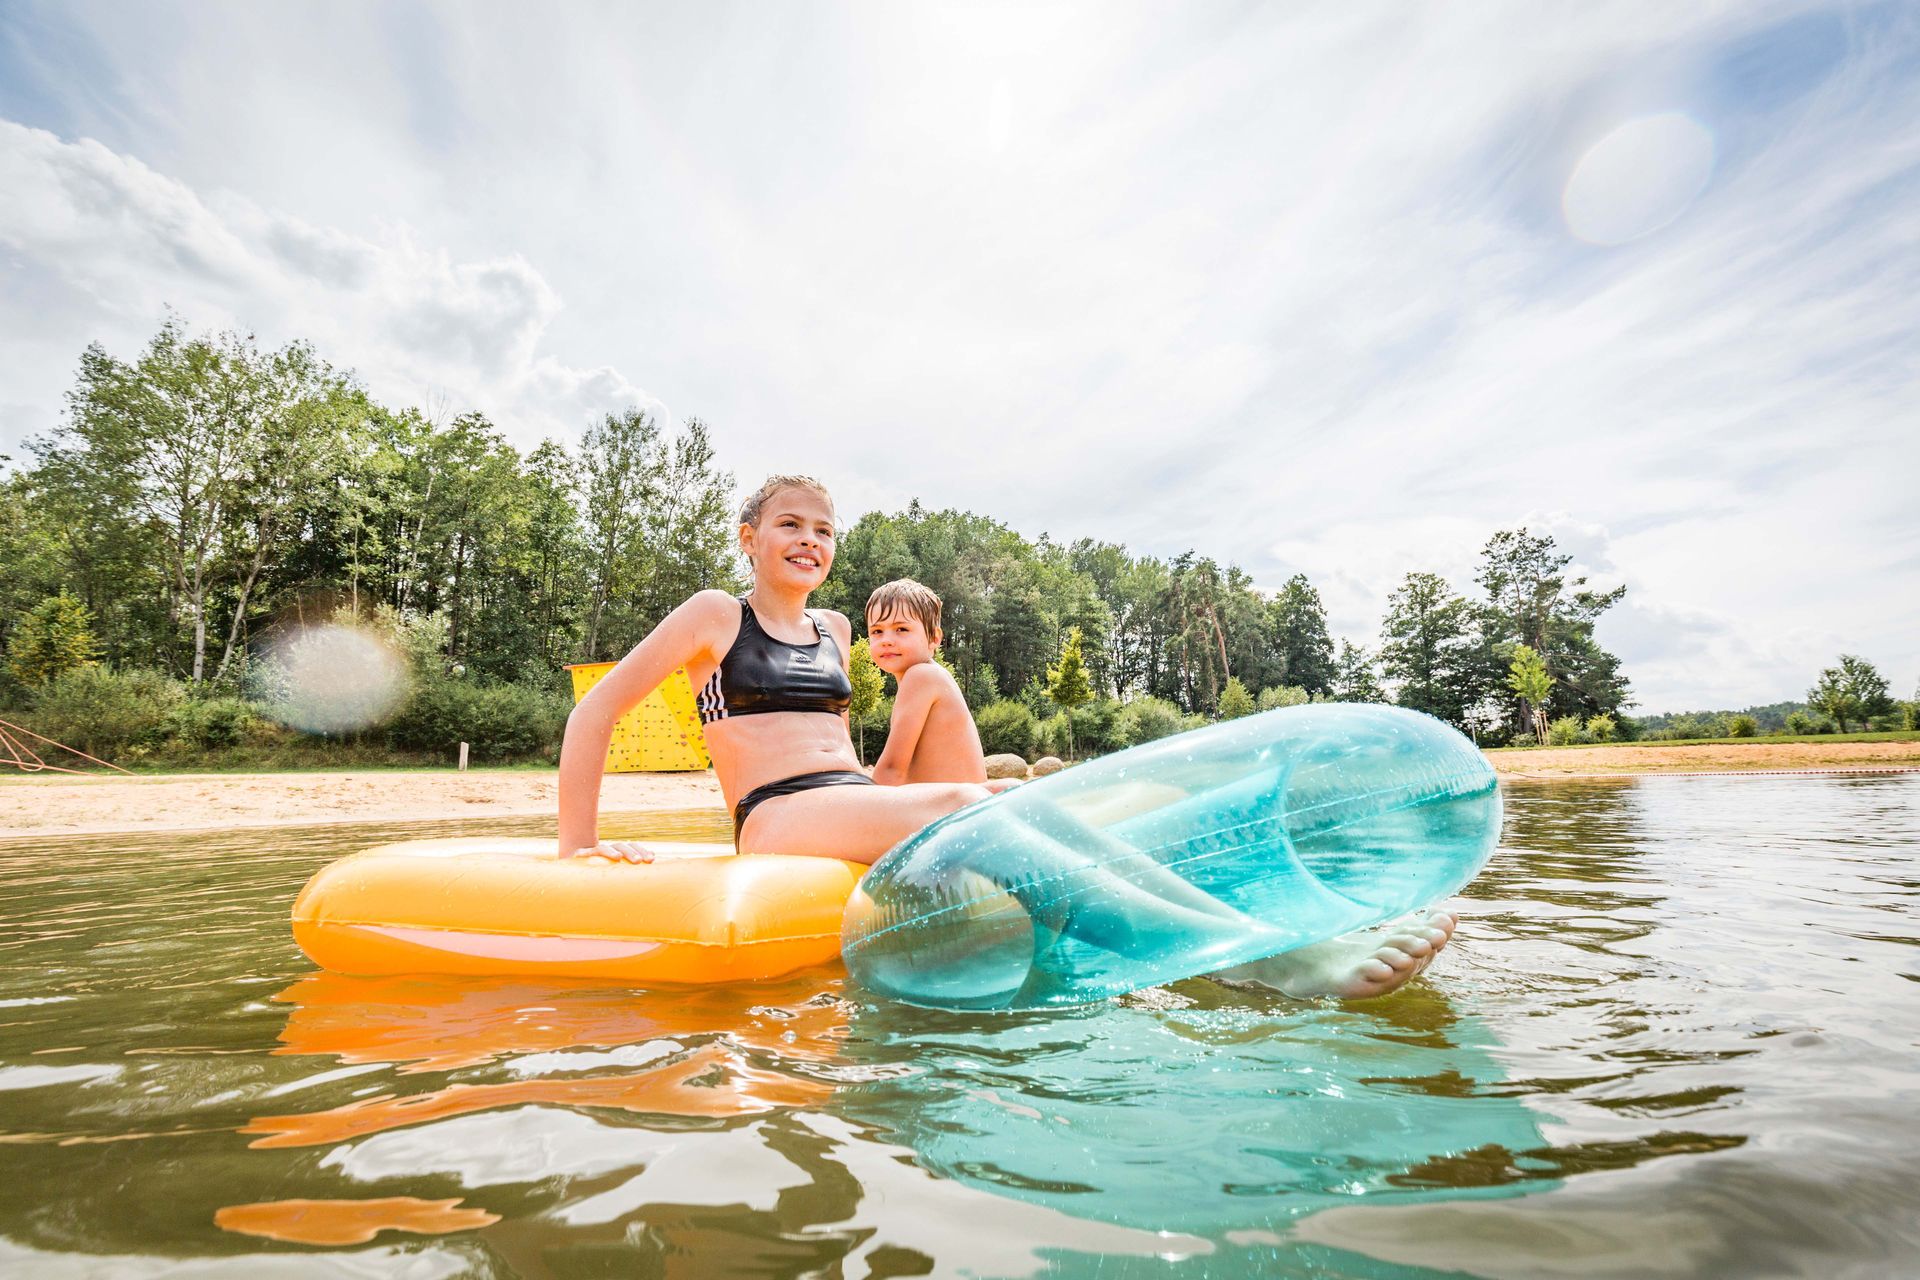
left=741, top=487, right=836, bottom=592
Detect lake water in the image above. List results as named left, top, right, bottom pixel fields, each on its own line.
left=1, top=776, right=1915, bottom=1278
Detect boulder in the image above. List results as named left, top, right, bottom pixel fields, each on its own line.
left=1031, top=756, right=1065, bottom=776
left=984, top=753, right=1030, bottom=780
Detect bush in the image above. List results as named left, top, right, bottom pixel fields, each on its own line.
left=1728, top=714, right=1758, bottom=738
left=1217, top=677, right=1255, bottom=720
left=167, top=696, right=261, bottom=749
left=975, top=699, right=1037, bottom=758
left=1584, top=714, right=1616, bottom=743
left=27, top=667, right=183, bottom=758
left=1784, top=710, right=1816, bottom=735
left=1070, top=699, right=1123, bottom=755
left=1034, top=711, right=1073, bottom=759
left=385, top=678, right=570, bottom=761
left=1117, top=696, right=1184, bottom=746
left=1547, top=715, right=1586, bottom=746
left=1256, top=685, right=1310, bottom=712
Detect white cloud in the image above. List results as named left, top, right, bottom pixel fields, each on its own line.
left=0, top=119, right=656, bottom=444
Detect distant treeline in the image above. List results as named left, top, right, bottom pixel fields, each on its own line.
left=3, top=316, right=1641, bottom=762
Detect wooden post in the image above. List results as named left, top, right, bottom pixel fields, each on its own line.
left=458, top=741, right=470, bottom=772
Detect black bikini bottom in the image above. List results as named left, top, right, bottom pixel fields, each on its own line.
left=733, top=769, right=876, bottom=845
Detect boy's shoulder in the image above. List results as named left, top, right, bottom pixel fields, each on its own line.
left=897, top=659, right=963, bottom=698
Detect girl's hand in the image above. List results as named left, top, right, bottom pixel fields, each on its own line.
left=566, top=841, right=657, bottom=864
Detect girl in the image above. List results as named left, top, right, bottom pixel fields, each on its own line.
left=558, top=475, right=986, bottom=864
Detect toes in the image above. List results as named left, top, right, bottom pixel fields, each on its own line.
left=1375, top=945, right=1419, bottom=974
left=1356, top=958, right=1395, bottom=984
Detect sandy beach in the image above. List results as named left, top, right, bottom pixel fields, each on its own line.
left=2, top=739, right=1914, bottom=838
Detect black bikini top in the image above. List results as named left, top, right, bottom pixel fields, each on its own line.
left=696, top=596, right=852, bottom=725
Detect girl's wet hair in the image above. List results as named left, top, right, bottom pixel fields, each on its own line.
left=738, top=475, right=835, bottom=528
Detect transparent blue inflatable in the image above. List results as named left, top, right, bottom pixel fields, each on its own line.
left=842, top=703, right=1500, bottom=1010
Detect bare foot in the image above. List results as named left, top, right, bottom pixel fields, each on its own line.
left=1209, top=911, right=1457, bottom=1000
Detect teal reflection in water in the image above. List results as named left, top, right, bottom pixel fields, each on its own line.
left=834, top=982, right=1554, bottom=1276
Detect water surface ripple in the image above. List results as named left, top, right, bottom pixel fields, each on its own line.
left=1, top=778, right=1915, bottom=1277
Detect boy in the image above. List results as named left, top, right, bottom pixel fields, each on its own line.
left=863, top=579, right=1004, bottom=788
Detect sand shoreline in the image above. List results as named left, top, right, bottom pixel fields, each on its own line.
left=3, top=739, right=1915, bottom=838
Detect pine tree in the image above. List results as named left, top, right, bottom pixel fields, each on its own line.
left=1046, top=626, right=1093, bottom=756
left=1217, top=676, right=1255, bottom=719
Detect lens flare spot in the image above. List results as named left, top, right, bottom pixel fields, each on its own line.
left=1562, top=112, right=1715, bottom=246
left=257, top=624, right=408, bottom=735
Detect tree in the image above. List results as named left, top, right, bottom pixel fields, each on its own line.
left=1807, top=655, right=1892, bottom=733
left=847, top=637, right=885, bottom=760
left=1379, top=571, right=1482, bottom=726
left=1507, top=644, right=1553, bottom=743
left=1330, top=640, right=1384, bottom=702
left=7, top=593, right=101, bottom=688
left=579, top=407, right=662, bottom=659
left=1217, top=676, right=1255, bottom=719
left=1475, top=528, right=1630, bottom=731
left=1269, top=574, right=1334, bottom=695
left=45, top=318, right=350, bottom=684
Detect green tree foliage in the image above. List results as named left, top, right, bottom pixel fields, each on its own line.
left=1506, top=644, right=1554, bottom=743
left=1045, top=625, right=1094, bottom=757
left=1806, top=655, right=1893, bottom=734
left=7, top=592, right=101, bottom=688
left=1217, top=676, right=1255, bottom=719
left=847, top=637, right=886, bottom=760
left=1728, top=714, right=1758, bottom=737
left=1330, top=640, right=1383, bottom=702
left=1475, top=528, right=1630, bottom=733
left=1379, top=572, right=1482, bottom=726
left=38, top=319, right=353, bottom=684
left=1047, top=626, right=1093, bottom=712
left=1585, top=713, right=1617, bottom=742
left=1270, top=574, right=1335, bottom=696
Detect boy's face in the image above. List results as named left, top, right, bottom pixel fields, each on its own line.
left=866, top=608, right=938, bottom=676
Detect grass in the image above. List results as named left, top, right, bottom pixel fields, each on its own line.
left=1487, top=730, right=1919, bottom=752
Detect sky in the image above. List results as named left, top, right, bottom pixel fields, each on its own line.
left=1, top=1, right=1915, bottom=714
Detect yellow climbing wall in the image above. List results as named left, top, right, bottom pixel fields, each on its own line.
left=565, top=663, right=711, bottom=773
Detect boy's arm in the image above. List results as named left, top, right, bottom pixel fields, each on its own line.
left=558, top=590, right=732, bottom=859
left=870, top=665, right=941, bottom=786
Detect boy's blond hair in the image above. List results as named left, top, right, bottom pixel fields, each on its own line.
left=866, top=578, right=942, bottom=641
left=738, top=474, right=834, bottom=528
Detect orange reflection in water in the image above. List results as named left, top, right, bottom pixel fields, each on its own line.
left=214, top=1195, right=499, bottom=1245
left=241, top=1043, right=831, bottom=1149
left=271, top=969, right=850, bottom=1072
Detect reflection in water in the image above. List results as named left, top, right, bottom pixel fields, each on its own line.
left=214, top=1195, right=499, bottom=1245
left=1, top=781, right=1917, bottom=1275
left=836, top=981, right=1552, bottom=1276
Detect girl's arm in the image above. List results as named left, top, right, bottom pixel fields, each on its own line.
left=557, top=590, right=734, bottom=860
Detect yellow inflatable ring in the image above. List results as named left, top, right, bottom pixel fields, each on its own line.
left=291, top=838, right=865, bottom=984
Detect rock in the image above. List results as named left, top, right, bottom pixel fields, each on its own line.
left=1031, top=756, right=1065, bottom=776
left=984, top=753, right=1030, bottom=780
